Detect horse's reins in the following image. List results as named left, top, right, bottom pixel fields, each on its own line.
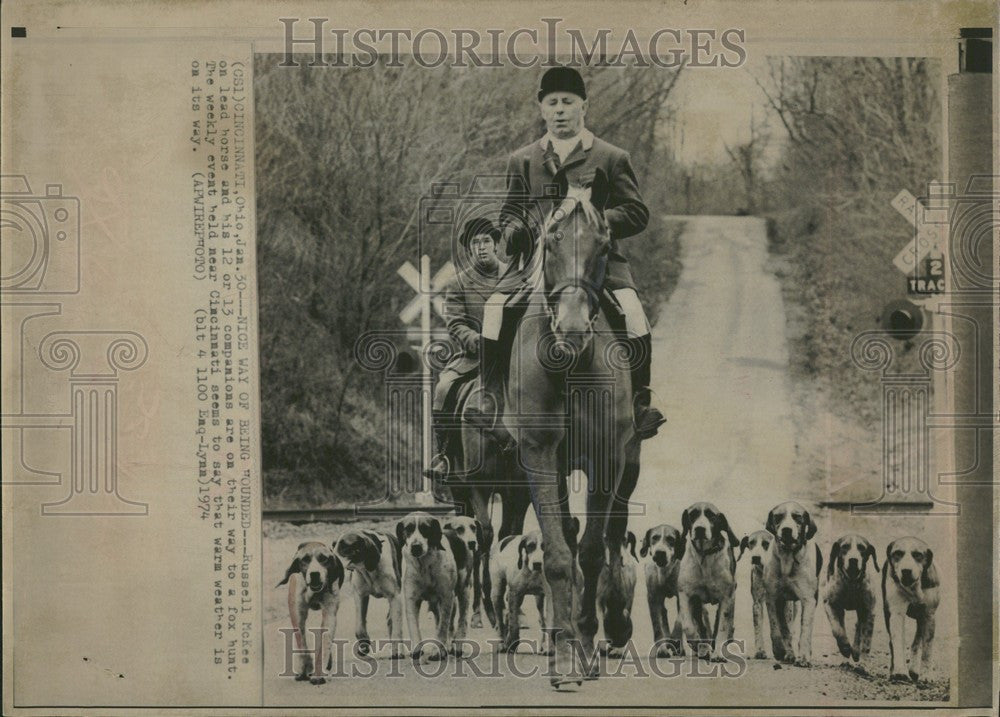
left=539, top=191, right=609, bottom=342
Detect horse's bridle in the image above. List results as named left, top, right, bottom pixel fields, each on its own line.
left=540, top=194, right=610, bottom=339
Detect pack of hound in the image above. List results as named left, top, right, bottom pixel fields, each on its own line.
left=279, top=504, right=939, bottom=685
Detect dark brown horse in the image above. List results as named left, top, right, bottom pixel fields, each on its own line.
left=502, top=169, right=643, bottom=687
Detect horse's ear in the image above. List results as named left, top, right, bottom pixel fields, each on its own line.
left=556, top=172, right=570, bottom=200
left=475, top=520, right=485, bottom=549
left=921, top=549, right=938, bottom=590
left=588, top=168, right=610, bottom=211
left=627, top=532, right=637, bottom=561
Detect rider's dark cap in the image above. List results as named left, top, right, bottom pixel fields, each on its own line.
left=537, top=66, right=587, bottom=102
left=459, top=217, right=500, bottom=250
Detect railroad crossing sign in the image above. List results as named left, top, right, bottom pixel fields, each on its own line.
left=397, top=259, right=455, bottom=325
left=890, top=183, right=949, bottom=298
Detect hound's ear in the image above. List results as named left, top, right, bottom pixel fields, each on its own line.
left=395, top=520, right=406, bottom=551
left=738, top=535, right=749, bottom=561
left=866, top=542, right=880, bottom=573
left=765, top=509, right=778, bottom=536
left=827, top=540, right=841, bottom=580
left=640, top=528, right=652, bottom=558
left=719, top=513, right=739, bottom=549
left=277, top=558, right=300, bottom=587
left=804, top=510, right=818, bottom=540
left=626, top=531, right=637, bottom=561
left=475, top=520, right=485, bottom=548
left=885, top=541, right=894, bottom=564
left=681, top=509, right=691, bottom=537
left=428, top=518, right=444, bottom=550
left=921, top=549, right=938, bottom=589
left=674, top=531, right=686, bottom=561
left=517, top=537, right=528, bottom=570
left=363, top=536, right=381, bottom=573
left=330, top=555, right=345, bottom=590
left=588, top=168, right=610, bottom=211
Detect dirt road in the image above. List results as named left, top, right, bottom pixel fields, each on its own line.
left=262, top=216, right=954, bottom=708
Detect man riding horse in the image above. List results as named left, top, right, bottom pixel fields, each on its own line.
left=466, top=66, right=666, bottom=445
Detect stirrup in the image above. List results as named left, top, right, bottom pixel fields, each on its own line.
left=422, top=453, right=450, bottom=482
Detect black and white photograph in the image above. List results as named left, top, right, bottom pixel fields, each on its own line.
left=1, top=2, right=995, bottom=715
left=255, top=29, right=987, bottom=707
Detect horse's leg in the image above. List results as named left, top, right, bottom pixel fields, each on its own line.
left=523, top=440, right=580, bottom=688
left=576, top=461, right=613, bottom=666
left=468, top=483, right=496, bottom=631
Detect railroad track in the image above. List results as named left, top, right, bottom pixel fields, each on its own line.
left=262, top=504, right=456, bottom=525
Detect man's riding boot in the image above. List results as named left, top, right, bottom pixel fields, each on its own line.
left=630, top=334, right=666, bottom=440
left=464, top=338, right=517, bottom=453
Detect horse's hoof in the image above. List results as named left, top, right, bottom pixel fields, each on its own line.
left=794, top=656, right=810, bottom=668
left=309, top=676, right=326, bottom=685
left=908, top=669, right=921, bottom=683
left=889, top=672, right=910, bottom=683
left=294, top=673, right=309, bottom=682
left=753, top=650, right=768, bottom=660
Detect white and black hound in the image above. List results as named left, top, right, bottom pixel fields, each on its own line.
left=334, top=528, right=406, bottom=659
left=443, top=515, right=488, bottom=628
left=397, top=511, right=470, bottom=660
left=823, top=533, right=879, bottom=668
left=883, top=536, right=939, bottom=683
left=489, top=531, right=547, bottom=653
left=641, top=524, right=685, bottom=657
left=277, top=541, right=345, bottom=684
left=677, top=502, right=739, bottom=661
left=763, top=501, right=822, bottom=666
left=737, top=529, right=778, bottom=660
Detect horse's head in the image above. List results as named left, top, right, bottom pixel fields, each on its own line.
left=542, top=168, right=612, bottom=354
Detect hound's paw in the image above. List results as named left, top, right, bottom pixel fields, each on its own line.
left=709, top=652, right=727, bottom=663
left=422, top=642, right=445, bottom=661
left=375, top=642, right=407, bottom=660
left=471, top=613, right=484, bottom=629
left=294, top=672, right=310, bottom=682
left=781, top=653, right=796, bottom=665
left=450, top=641, right=468, bottom=657
left=538, top=640, right=554, bottom=656
left=657, top=643, right=680, bottom=658
left=889, top=672, right=910, bottom=683
left=753, top=650, right=768, bottom=660
left=794, top=656, right=811, bottom=668
left=607, top=645, right=627, bottom=660
left=908, top=669, right=921, bottom=684
left=309, top=676, right=326, bottom=685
